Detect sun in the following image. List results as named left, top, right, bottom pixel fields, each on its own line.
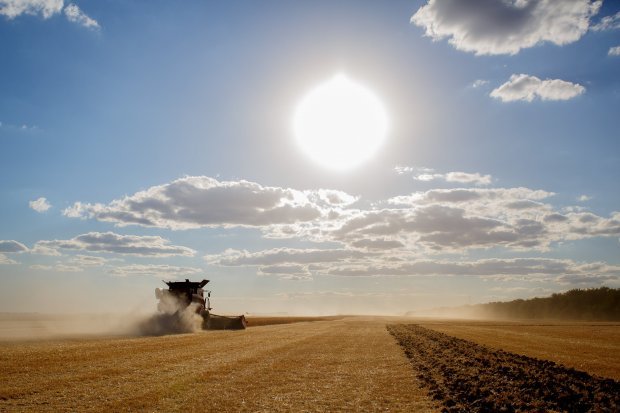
left=293, top=74, right=389, bottom=170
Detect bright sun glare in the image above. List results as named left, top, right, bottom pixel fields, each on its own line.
left=293, top=74, right=388, bottom=170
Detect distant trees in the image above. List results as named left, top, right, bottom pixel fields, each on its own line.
left=467, top=287, right=620, bottom=321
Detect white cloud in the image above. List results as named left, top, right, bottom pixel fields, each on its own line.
left=0, top=254, right=18, bottom=265
left=63, top=3, right=98, bottom=29
left=445, top=172, right=492, bottom=185
left=29, top=197, right=51, bottom=213
left=396, top=166, right=492, bottom=186
left=608, top=46, right=620, bottom=56
left=69, top=254, right=107, bottom=267
left=63, top=176, right=350, bottom=230
left=591, top=11, right=620, bottom=31
left=577, top=195, right=592, bottom=202
left=64, top=177, right=620, bottom=260
left=205, top=247, right=368, bottom=267
left=0, top=1, right=99, bottom=29
left=257, top=264, right=312, bottom=280
left=491, top=74, right=585, bottom=102
left=322, top=257, right=620, bottom=280
left=0, top=0, right=63, bottom=19
left=108, top=264, right=202, bottom=280
left=34, top=232, right=196, bottom=257
left=0, top=240, right=28, bottom=253
left=411, top=0, right=602, bottom=55
left=472, top=79, right=489, bottom=88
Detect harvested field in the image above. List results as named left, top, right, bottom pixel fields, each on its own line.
left=389, top=324, right=620, bottom=412
left=245, top=316, right=343, bottom=327
left=417, top=320, right=620, bottom=380
left=0, top=318, right=435, bottom=412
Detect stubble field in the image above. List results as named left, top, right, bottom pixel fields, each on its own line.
left=1, top=316, right=618, bottom=412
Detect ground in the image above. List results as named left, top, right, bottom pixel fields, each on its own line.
left=1, top=316, right=618, bottom=412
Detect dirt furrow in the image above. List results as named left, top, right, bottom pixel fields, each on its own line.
left=388, top=324, right=620, bottom=412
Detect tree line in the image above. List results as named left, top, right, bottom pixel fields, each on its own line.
left=467, top=287, right=620, bottom=321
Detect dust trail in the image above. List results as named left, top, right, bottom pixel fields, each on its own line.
left=0, top=296, right=204, bottom=340
left=135, top=294, right=203, bottom=336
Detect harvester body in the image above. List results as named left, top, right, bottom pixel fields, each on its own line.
left=155, top=279, right=246, bottom=330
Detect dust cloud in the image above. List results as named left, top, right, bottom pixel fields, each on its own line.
left=0, top=295, right=204, bottom=340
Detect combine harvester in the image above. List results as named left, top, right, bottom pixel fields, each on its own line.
left=155, top=279, right=246, bottom=330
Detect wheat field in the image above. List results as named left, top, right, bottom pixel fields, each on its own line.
left=2, top=316, right=619, bottom=412
left=0, top=317, right=436, bottom=412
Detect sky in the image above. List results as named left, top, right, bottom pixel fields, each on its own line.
left=1, top=0, right=619, bottom=316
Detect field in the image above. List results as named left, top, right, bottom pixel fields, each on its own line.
left=1, top=316, right=619, bottom=412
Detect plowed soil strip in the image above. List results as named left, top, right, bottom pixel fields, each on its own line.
left=388, top=324, right=620, bottom=412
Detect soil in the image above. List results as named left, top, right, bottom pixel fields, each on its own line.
left=388, top=323, right=620, bottom=412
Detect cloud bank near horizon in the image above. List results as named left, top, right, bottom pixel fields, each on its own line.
left=40, top=175, right=620, bottom=285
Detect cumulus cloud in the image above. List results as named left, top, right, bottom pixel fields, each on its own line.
left=0, top=254, right=18, bottom=265
left=63, top=3, right=98, bottom=29
left=0, top=240, right=28, bottom=253
left=34, top=232, right=196, bottom=257
left=205, top=247, right=368, bottom=267
left=491, top=74, right=585, bottom=102
left=395, top=166, right=492, bottom=186
left=69, top=254, right=107, bottom=267
left=64, top=176, right=620, bottom=265
left=29, top=197, right=51, bottom=213
left=608, top=46, right=620, bottom=56
left=0, top=1, right=99, bottom=29
left=591, top=11, right=620, bottom=31
left=0, top=0, right=63, bottom=19
left=63, top=176, right=352, bottom=230
left=322, top=257, right=620, bottom=279
left=108, top=264, right=202, bottom=280
left=411, top=0, right=602, bottom=55
left=257, top=264, right=312, bottom=280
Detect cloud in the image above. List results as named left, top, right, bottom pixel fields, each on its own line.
left=29, top=197, right=51, bottom=213
left=30, top=263, right=82, bottom=272
left=577, top=195, right=592, bottom=202
left=69, top=254, right=107, bottom=267
left=0, top=240, right=28, bottom=253
left=0, top=1, right=99, bottom=29
left=491, top=74, right=585, bottom=102
left=322, top=257, right=620, bottom=281
left=63, top=176, right=351, bottom=230
left=204, top=242, right=619, bottom=285
left=411, top=0, right=602, bottom=55
left=608, top=46, right=620, bottom=56
left=0, top=0, right=63, bottom=19
left=0, top=254, right=18, bottom=265
left=445, top=172, right=492, bottom=185
left=257, top=264, right=312, bottom=280
left=108, top=264, right=202, bottom=280
left=205, top=247, right=368, bottom=266
left=333, top=187, right=619, bottom=253
left=34, top=232, right=196, bottom=257
left=63, top=3, right=98, bottom=29
left=472, top=79, right=489, bottom=88
left=64, top=176, right=620, bottom=259
left=395, top=166, right=492, bottom=186
left=591, top=11, right=620, bottom=31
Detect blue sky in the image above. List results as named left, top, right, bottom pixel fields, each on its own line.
left=1, top=0, right=619, bottom=315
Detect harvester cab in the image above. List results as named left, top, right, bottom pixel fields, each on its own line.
left=154, top=278, right=246, bottom=330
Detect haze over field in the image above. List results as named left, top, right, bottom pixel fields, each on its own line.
left=1, top=0, right=619, bottom=317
